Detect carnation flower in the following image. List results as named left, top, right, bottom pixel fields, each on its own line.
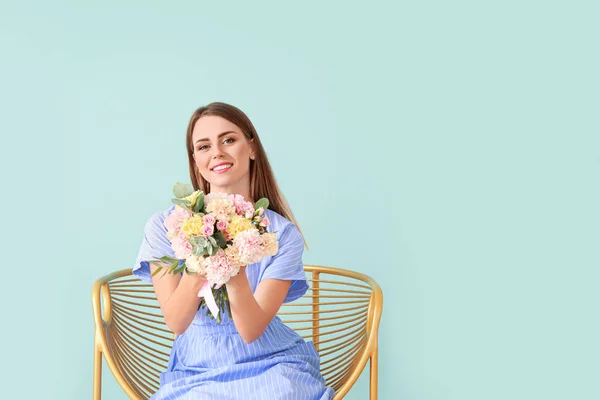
left=180, top=215, right=204, bottom=237
left=205, top=192, right=231, bottom=202
left=185, top=254, right=206, bottom=274
left=261, top=232, right=279, bottom=256
left=205, top=197, right=236, bottom=222
left=226, top=215, right=255, bottom=239
left=224, top=245, right=244, bottom=268
left=233, top=228, right=265, bottom=265
left=164, top=205, right=192, bottom=234
left=229, top=194, right=255, bottom=217
left=203, top=249, right=239, bottom=285
left=172, top=230, right=193, bottom=259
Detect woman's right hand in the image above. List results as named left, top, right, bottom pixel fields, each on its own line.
left=180, top=270, right=208, bottom=293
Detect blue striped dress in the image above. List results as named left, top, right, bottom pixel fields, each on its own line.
left=133, top=204, right=335, bottom=400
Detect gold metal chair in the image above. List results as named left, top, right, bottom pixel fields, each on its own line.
left=92, top=265, right=383, bottom=399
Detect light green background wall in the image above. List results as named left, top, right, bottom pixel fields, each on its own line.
left=1, top=0, right=598, bottom=399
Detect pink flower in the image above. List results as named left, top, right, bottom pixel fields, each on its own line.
left=201, top=224, right=214, bottom=237
left=229, top=194, right=255, bottom=217
left=164, top=206, right=192, bottom=234
left=259, top=216, right=270, bottom=227
left=234, top=228, right=265, bottom=265
left=203, top=249, right=239, bottom=285
left=217, top=220, right=228, bottom=231
left=203, top=214, right=216, bottom=226
left=172, top=231, right=193, bottom=259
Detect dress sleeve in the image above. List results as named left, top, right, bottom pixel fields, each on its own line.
left=258, top=222, right=308, bottom=303
left=133, top=211, right=176, bottom=283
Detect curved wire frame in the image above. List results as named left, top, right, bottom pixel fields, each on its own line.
left=92, top=265, right=383, bottom=399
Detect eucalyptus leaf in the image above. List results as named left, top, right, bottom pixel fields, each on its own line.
left=172, top=198, right=192, bottom=207
left=173, top=182, right=194, bottom=198
left=208, top=236, right=217, bottom=248
left=255, top=198, right=269, bottom=211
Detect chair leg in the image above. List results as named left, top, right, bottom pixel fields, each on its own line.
left=93, top=337, right=102, bottom=400
left=370, top=350, right=378, bottom=399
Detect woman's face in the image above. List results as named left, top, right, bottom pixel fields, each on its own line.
left=191, top=115, right=255, bottom=194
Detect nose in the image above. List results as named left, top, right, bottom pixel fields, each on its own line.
left=211, top=144, right=225, bottom=159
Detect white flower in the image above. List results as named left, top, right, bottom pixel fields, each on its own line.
left=185, top=255, right=206, bottom=274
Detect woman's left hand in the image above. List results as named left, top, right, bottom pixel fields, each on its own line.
left=227, top=265, right=248, bottom=287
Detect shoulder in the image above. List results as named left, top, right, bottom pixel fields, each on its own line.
left=264, top=209, right=303, bottom=250
left=145, top=204, right=176, bottom=231
left=264, top=208, right=298, bottom=239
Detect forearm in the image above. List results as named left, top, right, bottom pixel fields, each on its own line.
left=162, top=274, right=204, bottom=335
left=227, top=275, right=269, bottom=344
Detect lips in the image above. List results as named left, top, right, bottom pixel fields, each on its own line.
left=211, top=163, right=233, bottom=173
left=211, top=162, right=233, bottom=171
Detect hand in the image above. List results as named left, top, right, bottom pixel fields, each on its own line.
left=182, top=270, right=208, bottom=292
left=227, top=265, right=248, bottom=287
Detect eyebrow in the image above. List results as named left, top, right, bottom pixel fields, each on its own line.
left=195, top=131, right=238, bottom=144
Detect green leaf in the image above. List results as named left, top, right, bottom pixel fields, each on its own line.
left=173, top=182, right=195, bottom=198
left=168, top=260, right=179, bottom=273
left=173, top=262, right=186, bottom=275
left=158, top=255, right=179, bottom=265
left=255, top=198, right=269, bottom=211
left=208, top=236, right=217, bottom=248
left=192, top=236, right=207, bottom=247
left=150, top=263, right=163, bottom=277
left=213, top=231, right=227, bottom=248
left=193, top=192, right=205, bottom=213
left=172, top=198, right=192, bottom=207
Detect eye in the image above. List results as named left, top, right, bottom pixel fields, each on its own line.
left=196, top=138, right=234, bottom=152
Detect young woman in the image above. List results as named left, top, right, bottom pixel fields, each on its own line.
left=133, top=102, right=335, bottom=399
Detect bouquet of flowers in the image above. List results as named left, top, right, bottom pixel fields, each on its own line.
left=147, top=182, right=279, bottom=323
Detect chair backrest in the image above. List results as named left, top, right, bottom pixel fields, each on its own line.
left=92, top=265, right=383, bottom=400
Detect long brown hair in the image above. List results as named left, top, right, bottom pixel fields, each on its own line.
left=185, top=102, right=308, bottom=250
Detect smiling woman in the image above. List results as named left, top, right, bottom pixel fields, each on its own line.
left=131, top=102, right=335, bottom=399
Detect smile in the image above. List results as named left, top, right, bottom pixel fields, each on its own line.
left=212, top=163, right=233, bottom=173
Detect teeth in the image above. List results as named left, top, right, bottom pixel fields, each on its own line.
left=213, top=164, right=232, bottom=171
